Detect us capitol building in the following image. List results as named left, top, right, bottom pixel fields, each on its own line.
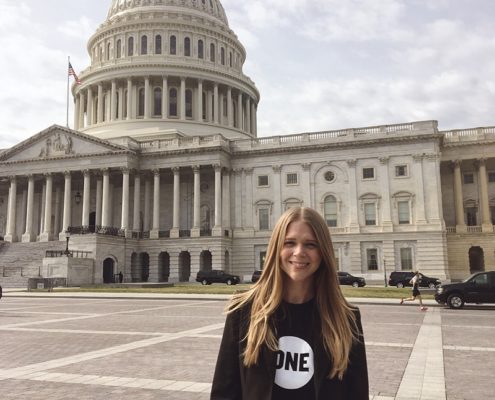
left=0, top=0, right=494, bottom=287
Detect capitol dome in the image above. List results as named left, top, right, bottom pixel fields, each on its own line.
left=72, top=0, right=259, bottom=141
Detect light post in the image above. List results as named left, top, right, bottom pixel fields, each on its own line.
left=64, top=231, right=71, bottom=257
left=383, top=259, right=388, bottom=287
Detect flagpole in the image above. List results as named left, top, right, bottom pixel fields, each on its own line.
left=66, top=56, right=70, bottom=128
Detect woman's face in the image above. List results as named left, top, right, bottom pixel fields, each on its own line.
left=280, top=220, right=322, bottom=286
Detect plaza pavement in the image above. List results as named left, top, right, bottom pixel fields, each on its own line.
left=0, top=291, right=494, bottom=399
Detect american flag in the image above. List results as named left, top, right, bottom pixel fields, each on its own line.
left=68, top=62, right=81, bottom=84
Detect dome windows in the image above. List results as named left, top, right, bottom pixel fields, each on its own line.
left=185, top=89, right=193, bottom=118
left=220, top=47, right=225, bottom=65
left=169, top=88, right=178, bottom=117
left=210, top=43, right=215, bottom=62
left=153, top=88, right=162, bottom=117
left=170, top=35, right=177, bottom=55
left=138, top=88, right=145, bottom=117
left=155, top=35, right=162, bottom=54
left=198, top=40, right=204, bottom=59
left=128, top=37, right=134, bottom=56
left=106, top=43, right=111, bottom=60
left=184, top=37, right=191, bottom=57
left=116, top=39, right=122, bottom=58
left=141, top=35, right=148, bottom=55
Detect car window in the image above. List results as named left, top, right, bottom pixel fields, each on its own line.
left=471, top=274, right=489, bottom=285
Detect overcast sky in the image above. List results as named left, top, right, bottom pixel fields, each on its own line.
left=1, top=0, right=494, bottom=148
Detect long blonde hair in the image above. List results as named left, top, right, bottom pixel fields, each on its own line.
left=228, top=207, right=359, bottom=379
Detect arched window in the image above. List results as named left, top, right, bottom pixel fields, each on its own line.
left=128, top=37, right=134, bottom=56
left=184, top=37, right=191, bottom=56
left=170, top=35, right=176, bottom=55
left=153, top=88, right=162, bottom=117
left=185, top=89, right=193, bottom=118
left=221, top=47, right=225, bottom=65
left=198, top=39, right=204, bottom=59
left=210, top=43, right=215, bottom=62
left=141, top=35, right=148, bottom=55
left=116, top=39, right=122, bottom=58
left=169, top=88, right=178, bottom=116
left=106, top=43, right=111, bottom=60
left=324, top=195, right=338, bottom=227
left=138, top=88, right=145, bottom=117
left=155, top=35, right=162, bottom=54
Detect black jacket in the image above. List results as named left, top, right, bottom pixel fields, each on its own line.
left=211, top=303, right=368, bottom=400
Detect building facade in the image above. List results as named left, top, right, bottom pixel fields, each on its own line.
left=0, top=0, right=494, bottom=286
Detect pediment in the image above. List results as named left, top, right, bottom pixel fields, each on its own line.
left=0, top=125, right=131, bottom=163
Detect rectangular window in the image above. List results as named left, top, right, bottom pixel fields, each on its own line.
left=400, top=248, right=413, bottom=271
left=286, top=173, right=298, bottom=185
left=362, top=167, right=375, bottom=180
left=466, top=207, right=477, bottom=226
left=489, top=172, right=495, bottom=182
left=398, top=201, right=410, bottom=224
left=366, top=249, right=378, bottom=270
left=258, top=175, right=269, bottom=187
left=259, top=208, right=269, bottom=230
left=395, top=165, right=408, bottom=177
left=463, top=173, right=474, bottom=184
left=364, top=203, right=376, bottom=225
left=324, top=200, right=337, bottom=227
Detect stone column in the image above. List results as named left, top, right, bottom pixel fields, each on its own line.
left=95, top=174, right=102, bottom=227
left=5, top=176, right=18, bottom=242
left=86, top=87, right=93, bottom=126
left=39, top=183, right=46, bottom=235
left=237, top=92, right=243, bottom=129
left=244, top=168, right=254, bottom=230
left=272, top=165, right=282, bottom=224
left=121, top=168, right=130, bottom=235
left=127, top=79, right=133, bottom=120
left=478, top=158, right=492, bottom=231
left=213, top=83, right=219, bottom=124
left=412, top=154, right=427, bottom=225
left=144, top=177, right=151, bottom=232
left=302, top=163, right=311, bottom=207
left=191, top=165, right=201, bottom=237
left=162, top=76, right=168, bottom=118
left=111, top=80, right=117, bottom=121
left=197, top=79, right=203, bottom=122
left=222, top=169, right=231, bottom=232
left=207, top=89, right=213, bottom=122
left=213, top=164, right=222, bottom=235
left=97, top=84, right=103, bottom=123
left=227, top=87, right=233, bottom=127
left=252, top=102, right=257, bottom=136
left=347, top=160, right=359, bottom=232
left=79, top=92, right=85, bottom=129
left=219, top=93, right=224, bottom=125
left=246, top=97, right=251, bottom=134
left=453, top=160, right=466, bottom=232
left=82, top=170, right=91, bottom=227
left=180, top=77, right=186, bottom=120
left=144, top=76, right=150, bottom=119
left=101, top=169, right=110, bottom=227
left=74, top=95, right=80, bottom=130
left=150, top=169, right=160, bottom=239
left=118, top=87, right=124, bottom=120
left=54, top=186, right=62, bottom=237
left=59, top=171, right=72, bottom=240
left=132, top=173, right=141, bottom=232
left=171, top=167, right=181, bottom=238
left=40, top=173, right=53, bottom=241
left=379, top=157, right=393, bottom=231
left=22, top=175, right=35, bottom=242
left=233, top=169, right=242, bottom=229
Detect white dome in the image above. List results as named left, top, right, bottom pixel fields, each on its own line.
left=107, top=0, right=229, bottom=26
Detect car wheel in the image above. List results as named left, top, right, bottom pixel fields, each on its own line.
left=447, top=293, right=464, bottom=309
left=352, top=282, right=359, bottom=288
left=428, top=283, right=436, bottom=289
left=397, top=283, right=404, bottom=288
left=226, top=279, right=233, bottom=285
left=201, top=279, right=208, bottom=285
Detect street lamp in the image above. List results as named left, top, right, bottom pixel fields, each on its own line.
left=64, top=231, right=71, bottom=257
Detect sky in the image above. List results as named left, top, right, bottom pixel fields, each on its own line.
left=0, top=0, right=495, bottom=148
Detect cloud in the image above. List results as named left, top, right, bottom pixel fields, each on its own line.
left=57, top=16, right=95, bottom=40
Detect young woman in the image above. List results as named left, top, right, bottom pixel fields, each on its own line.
left=211, top=207, right=368, bottom=400
left=400, top=271, right=428, bottom=311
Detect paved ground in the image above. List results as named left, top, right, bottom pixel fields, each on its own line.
left=0, top=294, right=494, bottom=399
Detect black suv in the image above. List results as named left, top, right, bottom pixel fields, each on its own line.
left=196, top=270, right=241, bottom=285
left=388, top=271, right=441, bottom=289
left=338, top=272, right=366, bottom=287
left=251, top=270, right=262, bottom=283
left=435, top=271, right=495, bottom=309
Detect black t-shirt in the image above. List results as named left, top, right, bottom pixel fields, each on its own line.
left=272, top=299, right=316, bottom=400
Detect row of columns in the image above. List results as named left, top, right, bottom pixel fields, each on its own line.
left=452, top=158, right=492, bottom=232
left=3, top=166, right=228, bottom=243
left=74, top=77, right=257, bottom=135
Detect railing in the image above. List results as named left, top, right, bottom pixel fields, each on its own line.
left=179, top=230, right=191, bottom=237
left=45, top=250, right=93, bottom=258
left=442, top=126, right=495, bottom=144
left=200, top=229, right=212, bottom=237
left=467, top=226, right=482, bottom=233
left=446, top=227, right=457, bottom=233
left=67, top=226, right=125, bottom=237
left=67, top=226, right=95, bottom=235
left=138, top=134, right=230, bottom=151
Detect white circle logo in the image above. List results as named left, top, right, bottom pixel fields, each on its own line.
left=274, top=336, right=314, bottom=390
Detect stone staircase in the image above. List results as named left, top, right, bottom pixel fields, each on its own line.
left=0, top=241, right=65, bottom=288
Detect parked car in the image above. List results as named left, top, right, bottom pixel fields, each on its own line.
left=435, top=271, right=495, bottom=309
left=338, top=272, right=366, bottom=287
left=196, top=270, right=241, bottom=285
left=388, top=271, right=441, bottom=288
left=251, top=270, right=262, bottom=283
